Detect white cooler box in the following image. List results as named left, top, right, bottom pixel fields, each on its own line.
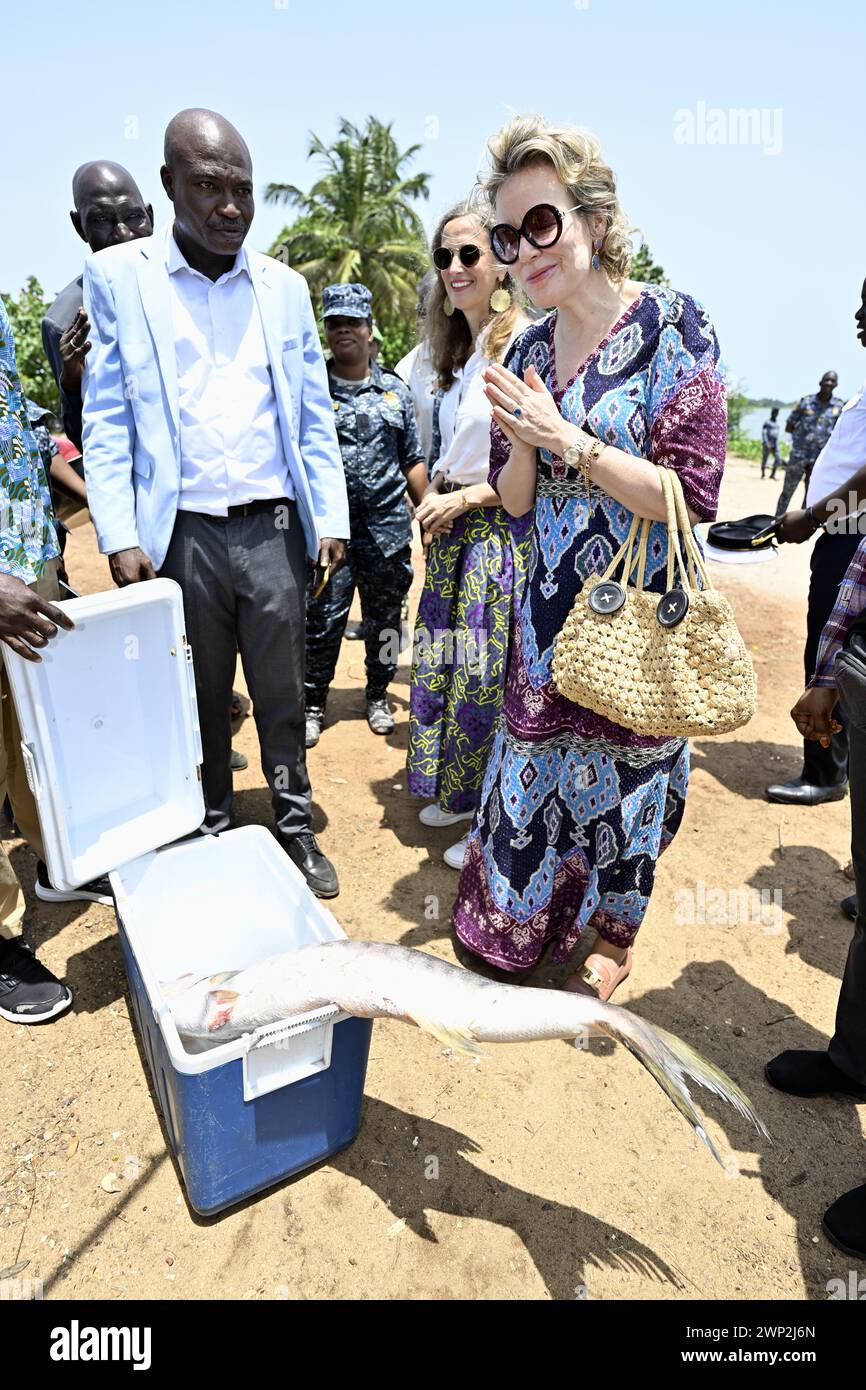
left=4, top=579, right=372, bottom=1214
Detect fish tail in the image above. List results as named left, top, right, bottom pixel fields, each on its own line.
left=407, top=1011, right=483, bottom=1056
left=594, top=1007, right=769, bottom=1169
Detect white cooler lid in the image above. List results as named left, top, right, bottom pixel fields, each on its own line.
left=3, top=578, right=204, bottom=890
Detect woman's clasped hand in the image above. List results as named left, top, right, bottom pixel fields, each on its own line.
left=482, top=362, right=569, bottom=455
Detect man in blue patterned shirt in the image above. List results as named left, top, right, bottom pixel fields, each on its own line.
left=0, top=301, right=110, bottom=1025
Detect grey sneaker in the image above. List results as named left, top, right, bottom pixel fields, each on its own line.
left=230, top=748, right=248, bottom=771
left=366, top=697, right=394, bottom=735
left=305, top=708, right=324, bottom=748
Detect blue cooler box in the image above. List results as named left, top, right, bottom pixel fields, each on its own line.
left=5, top=580, right=372, bottom=1214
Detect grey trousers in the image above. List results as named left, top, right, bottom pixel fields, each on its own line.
left=159, top=503, right=311, bottom=840
left=829, top=650, right=866, bottom=1084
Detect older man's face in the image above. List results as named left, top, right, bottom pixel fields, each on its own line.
left=164, top=137, right=254, bottom=260
left=78, top=190, right=152, bottom=253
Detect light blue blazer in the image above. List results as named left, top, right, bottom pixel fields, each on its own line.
left=81, top=225, right=349, bottom=568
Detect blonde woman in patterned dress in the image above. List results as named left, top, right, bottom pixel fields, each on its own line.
left=406, top=201, right=529, bottom=869
left=452, top=117, right=727, bottom=996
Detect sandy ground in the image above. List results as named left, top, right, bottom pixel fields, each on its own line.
left=2, top=455, right=863, bottom=1303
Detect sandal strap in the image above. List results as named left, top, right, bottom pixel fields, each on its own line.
left=579, top=962, right=604, bottom=991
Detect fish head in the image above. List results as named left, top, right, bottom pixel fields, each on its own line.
left=160, top=969, right=242, bottom=1044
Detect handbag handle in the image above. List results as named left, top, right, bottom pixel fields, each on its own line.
left=658, top=466, right=697, bottom=592
left=592, top=467, right=711, bottom=595
left=661, top=467, right=713, bottom=592
left=596, top=510, right=642, bottom=586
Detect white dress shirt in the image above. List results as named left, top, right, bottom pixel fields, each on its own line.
left=431, top=324, right=523, bottom=487
left=395, top=341, right=437, bottom=466
left=167, top=232, right=293, bottom=512
left=806, top=378, right=866, bottom=514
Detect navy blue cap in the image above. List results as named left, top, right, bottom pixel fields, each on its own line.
left=322, top=282, right=373, bottom=320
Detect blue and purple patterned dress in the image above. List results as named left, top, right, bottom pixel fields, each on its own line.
left=453, top=288, right=727, bottom=971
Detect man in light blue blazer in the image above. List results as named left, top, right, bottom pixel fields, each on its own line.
left=82, top=108, right=350, bottom=897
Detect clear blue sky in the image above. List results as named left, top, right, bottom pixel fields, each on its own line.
left=3, top=0, right=864, bottom=400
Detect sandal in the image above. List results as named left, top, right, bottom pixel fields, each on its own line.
left=564, top=945, right=633, bottom=1002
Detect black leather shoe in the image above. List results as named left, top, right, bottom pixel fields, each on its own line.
left=765, top=1049, right=866, bottom=1099
left=765, top=777, right=847, bottom=806
left=823, top=1183, right=866, bottom=1259
left=841, top=894, right=858, bottom=921
left=283, top=832, right=339, bottom=898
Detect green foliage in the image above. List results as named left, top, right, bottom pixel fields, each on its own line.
left=727, top=389, right=750, bottom=439
left=1, top=278, right=59, bottom=416
left=631, top=242, right=668, bottom=286
left=728, top=434, right=790, bottom=464
left=266, top=116, right=431, bottom=346
left=375, top=320, right=416, bottom=372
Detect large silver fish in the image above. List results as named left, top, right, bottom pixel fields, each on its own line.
left=164, top=940, right=768, bottom=1169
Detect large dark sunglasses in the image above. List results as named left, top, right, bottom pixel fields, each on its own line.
left=433, top=244, right=482, bottom=270
left=490, top=203, right=582, bottom=264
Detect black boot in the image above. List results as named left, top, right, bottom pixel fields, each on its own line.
left=823, top=1183, right=866, bottom=1259
left=765, top=1049, right=866, bottom=1099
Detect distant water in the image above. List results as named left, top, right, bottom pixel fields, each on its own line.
left=737, top=406, right=796, bottom=440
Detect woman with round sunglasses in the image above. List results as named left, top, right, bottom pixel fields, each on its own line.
left=406, top=201, right=530, bottom=869
left=452, top=116, right=727, bottom=998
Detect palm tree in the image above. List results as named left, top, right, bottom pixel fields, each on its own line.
left=265, top=117, right=432, bottom=347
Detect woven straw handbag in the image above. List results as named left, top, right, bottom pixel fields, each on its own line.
left=552, top=466, right=757, bottom=738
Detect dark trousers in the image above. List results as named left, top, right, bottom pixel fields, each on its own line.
left=830, top=654, right=866, bottom=1084
left=305, top=524, right=413, bottom=707
left=802, top=530, right=863, bottom=787
left=159, top=503, right=311, bottom=840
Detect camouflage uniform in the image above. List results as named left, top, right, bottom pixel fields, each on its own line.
left=306, top=285, right=423, bottom=709
left=776, top=391, right=845, bottom=514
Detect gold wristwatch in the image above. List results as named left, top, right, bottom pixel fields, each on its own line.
left=563, top=439, right=586, bottom=471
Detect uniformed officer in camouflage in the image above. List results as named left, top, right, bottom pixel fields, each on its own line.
left=305, top=283, right=427, bottom=744
left=775, top=371, right=845, bottom=514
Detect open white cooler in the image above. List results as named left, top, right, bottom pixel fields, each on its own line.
left=4, top=579, right=372, bottom=1214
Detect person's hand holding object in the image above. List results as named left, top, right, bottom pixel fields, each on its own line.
left=0, top=573, right=74, bottom=662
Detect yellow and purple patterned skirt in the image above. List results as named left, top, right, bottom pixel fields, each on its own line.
left=407, top=504, right=524, bottom=815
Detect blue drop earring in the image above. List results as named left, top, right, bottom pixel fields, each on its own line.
left=592, top=237, right=602, bottom=271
